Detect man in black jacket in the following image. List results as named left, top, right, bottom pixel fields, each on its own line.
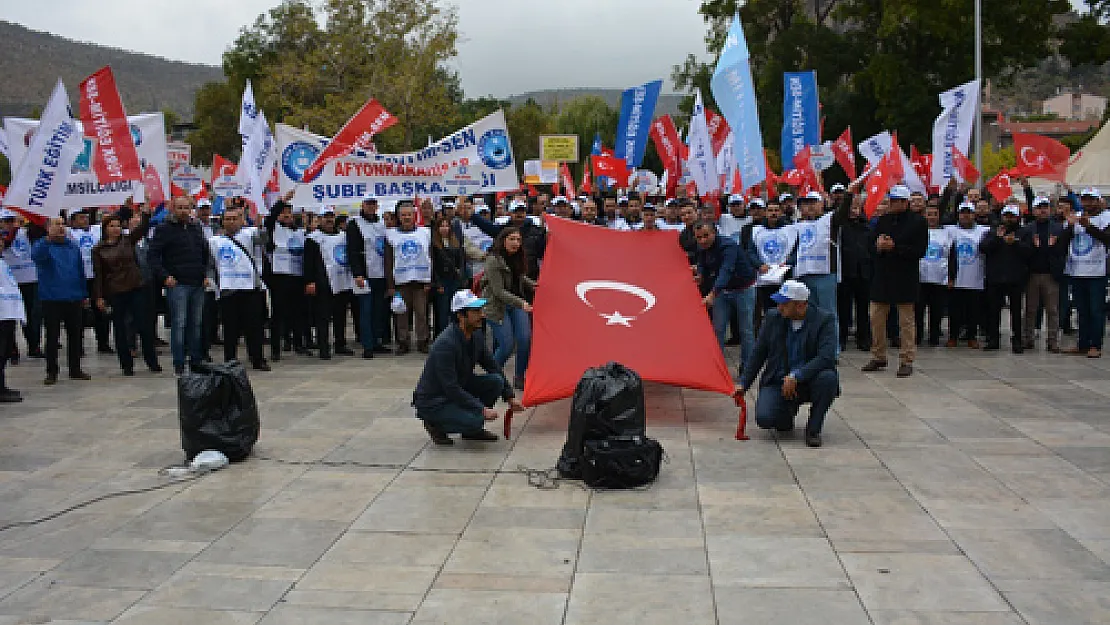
left=347, top=197, right=391, bottom=358
left=838, top=196, right=872, bottom=351
left=982, top=204, right=1033, bottom=352
left=470, top=201, right=546, bottom=279
left=861, top=185, right=929, bottom=377
left=148, top=197, right=209, bottom=375
left=694, top=220, right=757, bottom=366
left=413, top=290, right=523, bottom=445
left=1019, top=196, right=1066, bottom=352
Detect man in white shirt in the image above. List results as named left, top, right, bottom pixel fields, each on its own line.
left=718, top=194, right=751, bottom=242
left=945, top=203, right=989, bottom=348
left=1060, top=188, right=1110, bottom=357
left=207, top=206, right=270, bottom=371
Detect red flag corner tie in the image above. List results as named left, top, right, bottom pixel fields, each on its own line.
left=733, top=391, right=750, bottom=441
left=503, top=406, right=515, bottom=440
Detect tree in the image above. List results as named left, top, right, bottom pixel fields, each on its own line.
left=506, top=99, right=554, bottom=163
left=553, top=96, right=619, bottom=179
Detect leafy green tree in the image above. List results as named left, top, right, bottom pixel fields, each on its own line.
left=506, top=99, right=554, bottom=163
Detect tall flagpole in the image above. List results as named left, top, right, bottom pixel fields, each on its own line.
left=974, top=0, right=983, bottom=176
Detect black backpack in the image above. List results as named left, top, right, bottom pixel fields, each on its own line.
left=581, top=434, right=663, bottom=489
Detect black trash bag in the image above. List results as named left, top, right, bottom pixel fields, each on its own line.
left=581, top=435, right=664, bottom=489
left=557, top=362, right=646, bottom=478
left=177, top=361, right=260, bottom=463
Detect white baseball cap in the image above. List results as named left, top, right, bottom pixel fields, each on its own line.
left=830, top=183, right=847, bottom=193
left=510, top=200, right=528, bottom=211
left=748, top=198, right=766, bottom=208
left=888, top=185, right=912, bottom=200
left=778, top=192, right=794, bottom=202
left=771, top=280, right=811, bottom=304
left=552, top=195, right=569, bottom=205
left=1080, top=187, right=1100, bottom=198
left=1032, top=195, right=1051, bottom=208
left=449, top=290, right=487, bottom=313
left=728, top=194, right=745, bottom=204
left=801, top=190, right=824, bottom=202
left=1001, top=204, right=1021, bottom=216
left=0, top=209, right=17, bottom=220
left=957, top=202, right=975, bottom=212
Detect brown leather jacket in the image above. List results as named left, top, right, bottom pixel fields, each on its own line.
left=92, top=215, right=151, bottom=300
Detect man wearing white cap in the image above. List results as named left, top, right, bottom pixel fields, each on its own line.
left=1059, top=188, right=1110, bottom=357
left=1018, top=196, right=1066, bottom=352
left=981, top=204, right=1032, bottom=352
left=412, top=290, right=524, bottom=445
left=718, top=194, right=751, bottom=242
left=861, top=184, right=928, bottom=377
left=944, top=201, right=989, bottom=349
left=737, top=280, right=838, bottom=448
left=794, top=188, right=854, bottom=356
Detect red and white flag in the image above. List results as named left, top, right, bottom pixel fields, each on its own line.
left=649, top=115, right=684, bottom=180
left=560, top=162, right=577, bottom=198
left=863, top=142, right=903, bottom=218
left=832, top=127, right=856, bottom=180
left=78, top=66, right=142, bottom=184
left=1012, top=133, right=1070, bottom=182
left=986, top=169, right=1017, bottom=203
left=523, top=217, right=734, bottom=406
left=580, top=160, right=593, bottom=194
left=143, top=165, right=166, bottom=206
left=592, top=154, right=629, bottom=182
left=951, top=147, right=980, bottom=183
left=705, top=109, right=731, bottom=157
left=301, top=98, right=397, bottom=183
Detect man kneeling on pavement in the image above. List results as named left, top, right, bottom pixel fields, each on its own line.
left=736, top=280, right=839, bottom=448
left=413, top=290, right=524, bottom=445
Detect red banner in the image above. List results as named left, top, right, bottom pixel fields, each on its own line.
left=863, top=146, right=902, bottom=218
left=650, top=115, right=684, bottom=179
left=560, top=162, right=577, bottom=198
left=705, top=109, right=731, bottom=156
left=301, top=98, right=398, bottom=182
left=592, top=154, right=629, bottom=182
left=1013, top=133, right=1070, bottom=182
left=986, top=169, right=1017, bottom=203
left=832, top=127, right=856, bottom=181
left=523, top=217, right=734, bottom=406
left=78, top=66, right=142, bottom=184
left=580, top=161, right=593, bottom=194
left=142, top=164, right=166, bottom=206
left=952, top=147, right=980, bottom=183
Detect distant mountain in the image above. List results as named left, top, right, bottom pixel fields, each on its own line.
left=506, top=88, right=685, bottom=117
left=0, top=20, right=222, bottom=120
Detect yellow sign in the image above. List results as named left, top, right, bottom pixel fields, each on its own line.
left=540, top=135, right=579, bottom=163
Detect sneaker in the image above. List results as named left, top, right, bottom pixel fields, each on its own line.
left=896, top=363, right=913, bottom=378
left=861, top=359, right=888, bottom=372
left=44, top=374, right=57, bottom=386
left=0, top=389, right=22, bottom=402
left=252, top=361, right=272, bottom=372
left=461, top=429, right=499, bottom=442
left=69, top=371, right=92, bottom=381
left=805, top=432, right=823, bottom=448
left=362, top=349, right=375, bottom=359
left=423, top=423, right=453, bottom=445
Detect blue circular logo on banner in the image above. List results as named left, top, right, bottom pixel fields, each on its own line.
left=218, top=245, right=236, bottom=266
left=399, top=239, right=422, bottom=259
left=281, top=142, right=321, bottom=183
left=333, top=244, right=348, bottom=266
left=956, top=240, right=976, bottom=264
left=78, top=235, right=95, bottom=250
left=478, top=129, right=511, bottom=170
left=762, top=234, right=785, bottom=259
left=130, top=124, right=142, bottom=147
left=925, top=242, right=943, bottom=261
left=799, top=226, right=815, bottom=250
left=1072, top=232, right=1095, bottom=256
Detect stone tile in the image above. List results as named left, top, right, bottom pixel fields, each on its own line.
left=411, top=589, right=567, bottom=625
left=196, top=518, right=347, bottom=568
left=258, top=605, right=411, bottom=625
left=114, top=606, right=264, bottom=625
left=1002, top=580, right=1110, bottom=625
left=584, top=508, right=703, bottom=539
left=296, top=561, right=438, bottom=595
left=868, top=613, right=1025, bottom=625
left=842, top=553, right=1010, bottom=612
left=251, top=470, right=393, bottom=522
left=321, top=531, right=456, bottom=567
left=564, top=573, right=714, bottom=625
left=469, top=505, right=586, bottom=530
left=950, top=528, right=1110, bottom=582
left=444, top=527, right=579, bottom=578
left=47, top=548, right=192, bottom=590
left=351, top=486, right=488, bottom=534
left=280, top=589, right=422, bottom=612
left=1050, top=446, right=1110, bottom=472
left=917, top=498, right=1057, bottom=530
left=706, top=536, right=849, bottom=589
left=715, top=588, right=871, bottom=625
left=0, top=579, right=144, bottom=621
left=143, top=574, right=293, bottom=612
left=807, top=491, right=949, bottom=543
left=578, top=535, right=708, bottom=576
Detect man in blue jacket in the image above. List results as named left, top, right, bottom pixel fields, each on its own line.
left=694, top=219, right=757, bottom=366
left=412, top=290, right=524, bottom=445
left=737, top=280, right=839, bottom=448
left=31, top=217, right=90, bottom=385
left=148, top=197, right=210, bottom=375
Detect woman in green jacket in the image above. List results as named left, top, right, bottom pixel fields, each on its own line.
left=482, top=227, right=534, bottom=390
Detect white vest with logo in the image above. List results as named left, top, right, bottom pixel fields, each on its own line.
left=752, top=225, right=798, bottom=286
left=386, top=227, right=432, bottom=284
left=1066, top=210, right=1110, bottom=278
left=718, top=214, right=751, bottom=242
left=3, top=229, right=37, bottom=284
left=310, top=231, right=354, bottom=293
left=947, top=224, right=988, bottom=290
left=353, top=216, right=387, bottom=279
left=210, top=229, right=263, bottom=293
left=270, top=224, right=305, bottom=276
left=68, top=225, right=100, bottom=278
left=0, top=258, right=26, bottom=322
left=919, top=227, right=953, bottom=285
left=794, top=213, right=835, bottom=277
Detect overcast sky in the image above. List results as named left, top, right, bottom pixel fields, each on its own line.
left=5, top=0, right=710, bottom=97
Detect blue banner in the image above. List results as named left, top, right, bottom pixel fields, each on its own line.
left=615, top=80, right=663, bottom=169
left=780, top=71, right=819, bottom=170
left=710, top=14, right=766, bottom=188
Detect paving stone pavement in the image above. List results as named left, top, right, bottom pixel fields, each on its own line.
left=0, top=333, right=1109, bottom=624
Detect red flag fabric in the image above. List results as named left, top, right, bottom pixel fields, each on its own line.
left=792, top=146, right=820, bottom=194
left=592, top=154, right=629, bottom=182
left=986, top=169, right=1017, bottom=203
left=527, top=184, right=538, bottom=198
left=212, top=154, right=237, bottom=180
left=832, top=127, right=856, bottom=180
left=78, top=66, right=142, bottom=184
left=705, top=109, right=731, bottom=156
left=143, top=165, right=166, bottom=205
left=763, top=150, right=779, bottom=189
left=650, top=115, right=684, bottom=180
left=522, top=217, right=734, bottom=406
left=193, top=184, right=209, bottom=201
left=863, top=149, right=901, bottom=218
left=580, top=161, right=593, bottom=194
left=301, top=98, right=397, bottom=183
left=170, top=181, right=187, bottom=198
left=951, top=147, right=980, bottom=183
left=1013, top=133, right=1070, bottom=181
left=560, top=162, right=577, bottom=198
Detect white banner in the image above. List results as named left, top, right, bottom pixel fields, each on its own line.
left=278, top=110, right=519, bottom=207
left=5, top=110, right=168, bottom=209
left=167, top=141, right=191, bottom=168
left=236, top=80, right=277, bottom=212
left=858, top=131, right=927, bottom=194
left=810, top=141, right=835, bottom=171
left=686, top=89, right=718, bottom=195
left=930, top=79, right=980, bottom=186
left=4, top=80, right=84, bottom=216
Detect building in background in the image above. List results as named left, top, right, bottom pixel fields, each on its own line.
left=1043, top=91, right=1108, bottom=121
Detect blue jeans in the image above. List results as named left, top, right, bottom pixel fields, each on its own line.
left=799, top=273, right=839, bottom=354
left=490, top=306, right=531, bottom=380
left=754, top=369, right=839, bottom=435
left=712, top=288, right=755, bottom=366
left=418, top=373, right=505, bottom=435
left=358, top=278, right=389, bottom=350
left=1072, top=276, right=1107, bottom=350
left=166, top=284, right=205, bottom=368
left=433, top=280, right=462, bottom=336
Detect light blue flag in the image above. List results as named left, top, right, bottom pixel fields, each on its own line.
left=710, top=14, right=766, bottom=188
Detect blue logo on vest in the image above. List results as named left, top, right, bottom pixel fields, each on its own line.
left=130, top=123, right=142, bottom=147
left=78, top=235, right=95, bottom=250
left=399, top=239, right=422, bottom=259
left=218, top=245, right=237, bottom=266
left=281, top=141, right=321, bottom=183
left=762, top=234, right=785, bottom=260
left=478, top=129, right=512, bottom=170
left=956, top=240, right=976, bottom=264
left=374, top=237, right=386, bottom=257
left=798, top=226, right=815, bottom=250
left=11, top=238, right=28, bottom=255
left=287, top=234, right=304, bottom=255
left=925, top=242, right=943, bottom=261
left=333, top=244, right=348, bottom=266
left=1072, top=232, right=1095, bottom=256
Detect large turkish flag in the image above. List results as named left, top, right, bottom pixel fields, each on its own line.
left=522, top=217, right=735, bottom=406
left=1013, top=133, right=1070, bottom=182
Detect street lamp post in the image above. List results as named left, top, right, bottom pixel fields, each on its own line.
left=974, top=0, right=983, bottom=176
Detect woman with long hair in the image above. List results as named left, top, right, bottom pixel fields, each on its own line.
left=431, top=215, right=467, bottom=336
left=91, top=208, right=162, bottom=376
left=481, top=227, right=534, bottom=389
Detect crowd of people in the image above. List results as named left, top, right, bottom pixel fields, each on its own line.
left=0, top=177, right=1106, bottom=426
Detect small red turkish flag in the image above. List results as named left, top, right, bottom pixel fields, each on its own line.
left=560, top=162, right=577, bottom=198
left=580, top=162, right=593, bottom=194
left=863, top=147, right=902, bottom=218
left=523, top=217, right=734, bottom=406
left=986, top=169, right=1016, bottom=203
left=592, top=154, right=629, bottom=182
left=952, top=147, right=980, bottom=183
left=301, top=98, right=397, bottom=182
left=142, top=165, right=166, bottom=205
left=1013, top=133, right=1070, bottom=181
left=832, top=127, right=856, bottom=180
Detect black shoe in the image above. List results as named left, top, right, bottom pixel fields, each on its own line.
left=927, top=339, right=940, bottom=347
left=417, top=341, right=430, bottom=354
left=283, top=342, right=293, bottom=352
left=856, top=343, right=870, bottom=352
left=212, top=338, right=224, bottom=346
left=44, top=374, right=57, bottom=386
left=271, top=351, right=282, bottom=362
left=335, top=347, right=355, bottom=356
left=362, top=349, right=375, bottom=359
left=1062, top=326, right=1076, bottom=336
left=97, top=345, right=114, bottom=354
left=805, top=432, right=823, bottom=447
left=69, top=371, right=92, bottom=381
left=174, top=365, right=185, bottom=376
left=461, top=429, right=499, bottom=442
left=896, top=363, right=913, bottom=378
left=1012, top=343, right=1024, bottom=354
left=775, top=423, right=794, bottom=433
left=294, top=347, right=311, bottom=355
left=983, top=342, right=1000, bottom=351
left=253, top=361, right=272, bottom=372
left=725, top=337, right=740, bottom=346
left=28, top=348, right=44, bottom=359
left=395, top=344, right=410, bottom=356
left=122, top=368, right=135, bottom=377
left=890, top=338, right=901, bottom=348
left=0, top=389, right=22, bottom=403
left=861, top=360, right=887, bottom=372
left=373, top=345, right=391, bottom=354
left=149, top=364, right=163, bottom=373
left=319, top=351, right=332, bottom=360
left=423, top=423, right=453, bottom=445
left=155, top=337, right=169, bottom=347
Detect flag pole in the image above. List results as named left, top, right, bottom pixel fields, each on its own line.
left=974, top=0, right=983, bottom=178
